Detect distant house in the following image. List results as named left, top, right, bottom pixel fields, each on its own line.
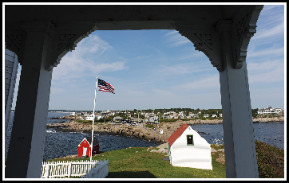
left=165, top=111, right=178, bottom=119
left=275, top=108, right=282, bottom=113
left=257, top=107, right=283, bottom=115
left=78, top=138, right=91, bottom=157
left=203, top=114, right=210, bottom=118
left=113, top=116, right=123, bottom=123
left=167, top=124, right=212, bottom=170
left=85, top=115, right=95, bottom=121
left=178, top=111, right=185, bottom=119
left=147, top=113, right=158, bottom=123
left=187, top=112, right=193, bottom=119
left=85, top=114, right=102, bottom=121
left=78, top=137, right=99, bottom=157
left=193, top=114, right=199, bottom=118
left=211, top=114, right=217, bottom=118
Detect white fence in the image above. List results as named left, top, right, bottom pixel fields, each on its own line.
left=41, top=160, right=109, bottom=178
left=83, top=160, right=109, bottom=178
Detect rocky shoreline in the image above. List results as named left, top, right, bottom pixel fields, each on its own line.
left=47, top=117, right=284, bottom=144
left=252, top=117, right=284, bottom=123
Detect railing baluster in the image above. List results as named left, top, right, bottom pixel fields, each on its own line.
left=41, top=160, right=108, bottom=178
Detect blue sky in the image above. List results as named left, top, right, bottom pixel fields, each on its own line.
left=12, top=5, right=286, bottom=111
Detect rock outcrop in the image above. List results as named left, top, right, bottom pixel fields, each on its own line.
left=47, top=117, right=284, bottom=143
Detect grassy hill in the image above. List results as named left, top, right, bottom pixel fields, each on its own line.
left=49, top=140, right=283, bottom=178
left=50, top=145, right=226, bottom=178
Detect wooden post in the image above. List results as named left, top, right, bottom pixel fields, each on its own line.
left=218, top=20, right=259, bottom=178
left=5, top=22, right=54, bottom=178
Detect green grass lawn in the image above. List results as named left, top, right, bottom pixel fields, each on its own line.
left=97, top=147, right=226, bottom=178
left=48, top=141, right=283, bottom=178
left=51, top=146, right=226, bottom=178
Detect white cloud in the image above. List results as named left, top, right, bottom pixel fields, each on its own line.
left=178, top=74, right=220, bottom=91
left=262, top=5, right=277, bottom=12
left=247, top=47, right=284, bottom=58
left=247, top=59, right=283, bottom=72
left=50, top=87, right=66, bottom=94
left=250, top=86, right=284, bottom=109
left=253, top=22, right=284, bottom=40
left=164, top=30, right=191, bottom=47
left=247, top=59, right=284, bottom=83
left=86, top=61, right=126, bottom=74
left=157, top=62, right=211, bottom=76
left=75, top=34, right=112, bottom=55
left=52, top=34, right=126, bottom=82
left=50, top=33, right=127, bottom=108
left=178, top=51, right=207, bottom=60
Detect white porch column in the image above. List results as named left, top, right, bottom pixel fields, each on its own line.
left=218, top=21, right=259, bottom=178
left=5, top=22, right=54, bottom=178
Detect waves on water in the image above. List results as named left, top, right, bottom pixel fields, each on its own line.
left=46, top=129, right=57, bottom=133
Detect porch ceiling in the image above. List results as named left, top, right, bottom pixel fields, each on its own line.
left=5, top=5, right=245, bottom=30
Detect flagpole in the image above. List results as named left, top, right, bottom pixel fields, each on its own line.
left=90, top=76, right=98, bottom=162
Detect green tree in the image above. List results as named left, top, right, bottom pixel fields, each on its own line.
left=252, top=108, right=258, bottom=118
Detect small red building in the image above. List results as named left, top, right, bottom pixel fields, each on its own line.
left=78, top=137, right=100, bottom=157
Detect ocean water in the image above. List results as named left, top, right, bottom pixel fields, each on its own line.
left=190, top=122, right=284, bottom=149
left=44, top=131, right=159, bottom=160
left=47, top=112, right=71, bottom=124
left=5, top=112, right=284, bottom=161
left=5, top=112, right=159, bottom=160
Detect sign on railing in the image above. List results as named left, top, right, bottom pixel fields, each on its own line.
left=41, top=160, right=109, bottom=178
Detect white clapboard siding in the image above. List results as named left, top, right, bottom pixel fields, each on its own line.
left=41, top=160, right=109, bottom=178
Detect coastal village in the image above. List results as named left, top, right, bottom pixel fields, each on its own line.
left=54, top=106, right=284, bottom=124
left=47, top=106, right=284, bottom=146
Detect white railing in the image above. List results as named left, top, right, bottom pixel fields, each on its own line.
left=83, top=160, right=109, bottom=178
left=41, top=160, right=109, bottom=178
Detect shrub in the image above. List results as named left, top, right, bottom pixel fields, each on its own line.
left=255, top=140, right=284, bottom=178
left=145, top=124, right=154, bottom=129
left=76, top=119, right=91, bottom=123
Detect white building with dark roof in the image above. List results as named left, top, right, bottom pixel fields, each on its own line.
left=168, top=124, right=212, bottom=170
left=257, top=107, right=283, bottom=115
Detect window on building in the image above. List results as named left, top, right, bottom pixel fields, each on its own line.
left=187, top=135, right=194, bottom=145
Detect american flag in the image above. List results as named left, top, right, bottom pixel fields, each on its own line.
left=98, top=79, right=115, bottom=94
